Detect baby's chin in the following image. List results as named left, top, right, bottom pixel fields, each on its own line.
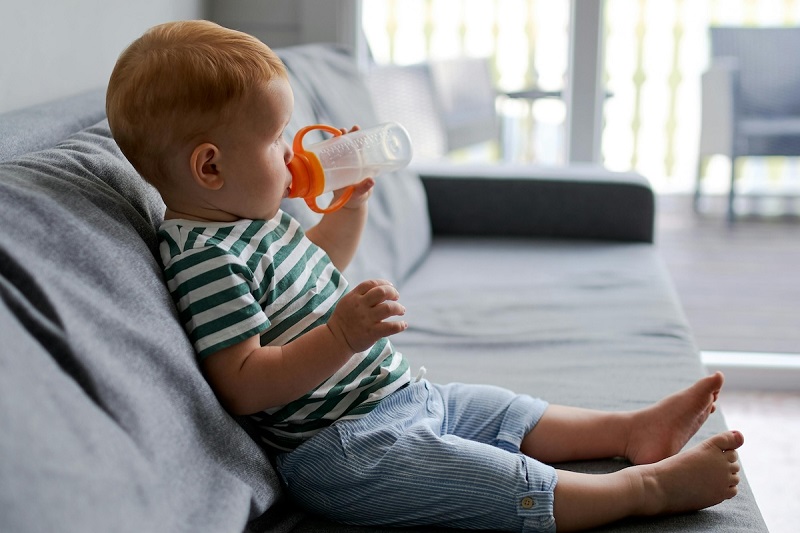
left=266, top=207, right=283, bottom=221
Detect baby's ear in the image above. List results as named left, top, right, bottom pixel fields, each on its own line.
left=190, top=143, right=224, bottom=190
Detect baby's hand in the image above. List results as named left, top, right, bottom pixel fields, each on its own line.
left=327, top=279, right=408, bottom=353
left=338, top=177, right=374, bottom=209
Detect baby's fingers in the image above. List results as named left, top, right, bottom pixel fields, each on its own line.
left=375, top=318, right=408, bottom=338
left=336, top=125, right=360, bottom=136
left=351, top=177, right=375, bottom=195
left=374, top=300, right=406, bottom=321
left=363, top=283, right=401, bottom=306
left=353, top=279, right=394, bottom=295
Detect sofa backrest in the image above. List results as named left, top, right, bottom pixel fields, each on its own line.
left=0, top=121, right=285, bottom=531
left=0, top=90, right=106, bottom=163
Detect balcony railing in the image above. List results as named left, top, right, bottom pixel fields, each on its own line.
left=362, top=0, right=800, bottom=196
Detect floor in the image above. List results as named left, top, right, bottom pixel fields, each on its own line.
left=654, top=194, right=800, bottom=354
left=719, top=391, right=800, bottom=533
left=654, top=194, right=800, bottom=532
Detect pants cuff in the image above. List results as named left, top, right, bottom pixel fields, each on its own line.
left=518, top=460, right=557, bottom=533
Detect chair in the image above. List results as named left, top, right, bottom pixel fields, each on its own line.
left=365, top=56, right=562, bottom=162
left=365, top=61, right=450, bottom=160
left=696, top=27, right=800, bottom=221
left=365, top=57, right=501, bottom=161
left=427, top=57, right=501, bottom=153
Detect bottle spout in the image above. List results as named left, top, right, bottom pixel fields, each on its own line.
left=287, top=124, right=337, bottom=199
left=287, top=154, right=313, bottom=199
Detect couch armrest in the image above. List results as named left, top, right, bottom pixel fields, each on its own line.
left=415, top=163, right=655, bottom=243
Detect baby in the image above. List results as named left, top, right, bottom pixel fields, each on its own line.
left=107, top=20, right=743, bottom=532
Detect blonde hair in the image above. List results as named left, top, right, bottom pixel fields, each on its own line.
left=106, top=20, right=287, bottom=186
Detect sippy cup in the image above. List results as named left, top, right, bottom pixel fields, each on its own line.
left=287, top=122, right=413, bottom=213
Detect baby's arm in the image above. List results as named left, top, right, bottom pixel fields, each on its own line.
left=304, top=177, right=373, bottom=271
left=201, top=279, right=407, bottom=415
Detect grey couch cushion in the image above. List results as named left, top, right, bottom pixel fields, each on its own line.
left=0, top=121, right=287, bottom=532
left=395, top=238, right=765, bottom=532
left=277, top=44, right=378, bottom=128
left=0, top=89, right=106, bottom=163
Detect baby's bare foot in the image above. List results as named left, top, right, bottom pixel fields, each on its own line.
left=638, top=431, right=743, bottom=516
left=626, top=372, right=724, bottom=465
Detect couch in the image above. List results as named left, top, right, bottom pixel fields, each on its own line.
left=0, top=43, right=767, bottom=532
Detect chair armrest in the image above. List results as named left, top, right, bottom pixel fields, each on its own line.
left=699, top=58, right=739, bottom=157
left=415, top=163, right=655, bottom=243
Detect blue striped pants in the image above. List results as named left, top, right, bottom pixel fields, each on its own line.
left=275, top=380, right=557, bottom=532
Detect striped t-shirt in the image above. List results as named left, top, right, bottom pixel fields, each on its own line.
left=158, top=210, right=410, bottom=451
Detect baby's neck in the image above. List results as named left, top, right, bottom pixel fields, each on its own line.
left=163, top=206, right=241, bottom=223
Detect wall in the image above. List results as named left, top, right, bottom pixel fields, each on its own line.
left=209, top=0, right=363, bottom=55
left=0, top=0, right=205, bottom=114
left=208, top=0, right=301, bottom=47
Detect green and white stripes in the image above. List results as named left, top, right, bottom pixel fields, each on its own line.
left=159, top=211, right=410, bottom=451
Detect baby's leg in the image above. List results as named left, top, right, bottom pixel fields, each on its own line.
left=552, top=431, right=743, bottom=532
left=277, top=381, right=561, bottom=532
left=521, top=372, right=724, bottom=464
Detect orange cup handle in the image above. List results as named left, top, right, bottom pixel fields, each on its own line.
left=305, top=186, right=355, bottom=214
left=293, top=124, right=342, bottom=153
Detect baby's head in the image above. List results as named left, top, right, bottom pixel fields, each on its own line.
left=107, top=20, right=295, bottom=221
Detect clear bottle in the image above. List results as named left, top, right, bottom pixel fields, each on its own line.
left=287, top=122, right=413, bottom=213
